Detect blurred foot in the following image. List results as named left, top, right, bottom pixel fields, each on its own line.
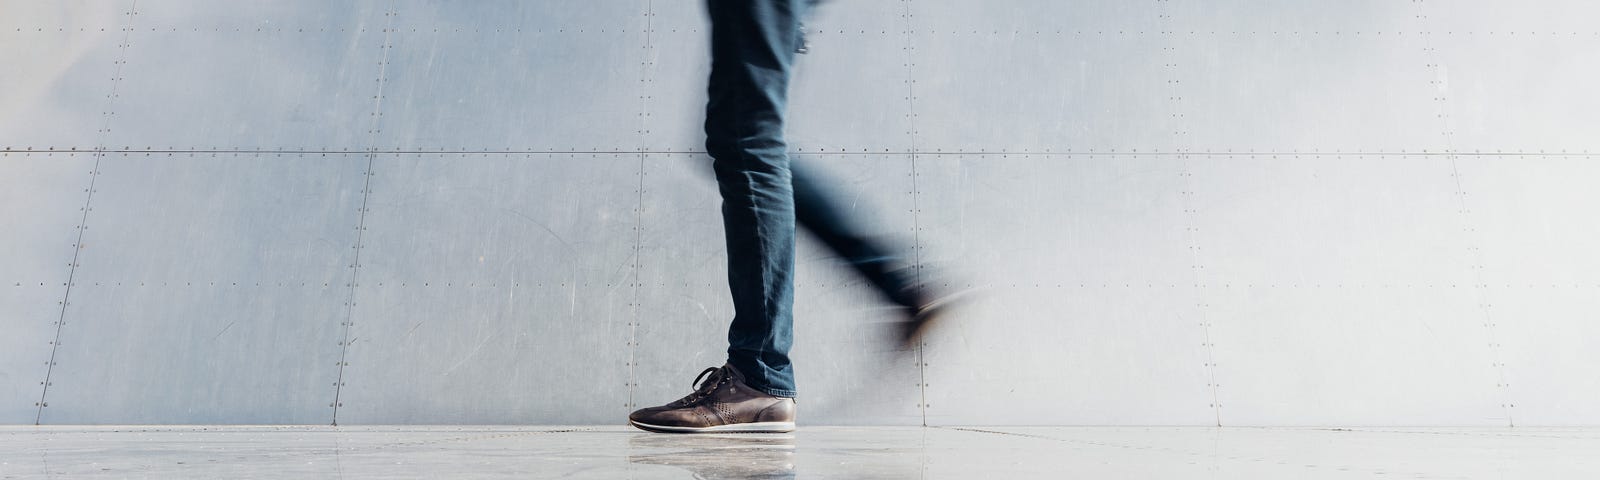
left=895, top=285, right=973, bottom=350
left=629, top=364, right=797, bottom=434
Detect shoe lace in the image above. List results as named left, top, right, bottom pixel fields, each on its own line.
left=683, top=366, right=728, bottom=404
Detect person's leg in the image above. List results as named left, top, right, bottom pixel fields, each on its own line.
left=627, top=0, right=805, bottom=435
left=704, top=0, right=804, bottom=398
left=790, top=161, right=923, bottom=308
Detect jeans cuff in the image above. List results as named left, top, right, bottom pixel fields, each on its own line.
left=759, top=387, right=797, bottom=398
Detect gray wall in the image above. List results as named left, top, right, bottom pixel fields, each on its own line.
left=2, top=0, right=1596, bottom=426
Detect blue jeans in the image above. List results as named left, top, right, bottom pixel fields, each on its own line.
left=705, top=0, right=919, bottom=398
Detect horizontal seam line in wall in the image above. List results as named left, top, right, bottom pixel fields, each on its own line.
left=0, top=150, right=1591, bottom=156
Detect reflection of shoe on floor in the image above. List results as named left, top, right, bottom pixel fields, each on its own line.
left=629, top=364, right=796, bottom=433
left=628, top=433, right=795, bottom=479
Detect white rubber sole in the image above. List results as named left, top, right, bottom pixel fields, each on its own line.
left=630, top=420, right=796, bottom=434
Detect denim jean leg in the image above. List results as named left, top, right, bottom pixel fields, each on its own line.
left=704, top=0, right=803, bottom=398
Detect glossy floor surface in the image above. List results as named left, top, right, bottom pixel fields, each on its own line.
left=0, top=426, right=1594, bottom=479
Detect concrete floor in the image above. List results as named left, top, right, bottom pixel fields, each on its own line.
left=0, top=426, right=1594, bottom=479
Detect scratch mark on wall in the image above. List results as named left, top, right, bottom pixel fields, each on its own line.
left=213, top=321, right=237, bottom=341
left=503, top=208, right=579, bottom=256
left=677, top=293, right=713, bottom=325
left=443, top=333, right=495, bottom=375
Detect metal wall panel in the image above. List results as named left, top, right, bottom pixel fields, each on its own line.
left=0, top=0, right=130, bottom=31
left=37, top=154, right=364, bottom=424
left=1185, top=155, right=1500, bottom=425
left=1171, top=1, right=1444, bottom=153
left=915, top=154, right=1215, bottom=425
left=338, top=282, right=634, bottom=424
left=914, top=1, right=1164, bottom=32
left=1188, top=154, right=1472, bottom=286
left=0, top=286, right=54, bottom=424
left=1455, top=155, right=1600, bottom=286
left=1204, top=286, right=1503, bottom=425
left=350, top=154, right=641, bottom=285
left=787, top=28, right=917, bottom=153
left=129, top=0, right=390, bottom=31
left=640, top=26, right=712, bottom=153
left=1176, top=34, right=1443, bottom=152
left=386, top=0, right=648, bottom=32
left=336, top=154, right=639, bottom=424
left=1173, top=0, right=1419, bottom=32
left=914, top=154, right=1197, bottom=287
left=909, top=31, right=1175, bottom=152
left=104, top=1, right=389, bottom=150
left=910, top=1, right=1172, bottom=153
left=1457, top=155, right=1600, bottom=425
left=106, top=28, right=386, bottom=150
left=1430, top=35, right=1600, bottom=153
left=923, top=285, right=1217, bottom=426
left=1484, top=287, right=1600, bottom=426
left=0, top=155, right=95, bottom=424
left=376, top=5, right=649, bottom=151
left=1426, top=0, right=1597, bottom=33
left=0, top=25, right=127, bottom=149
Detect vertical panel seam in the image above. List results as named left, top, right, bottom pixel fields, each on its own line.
left=627, top=0, right=655, bottom=414
left=1413, top=0, right=1514, bottom=427
left=330, top=7, right=397, bottom=426
left=898, top=0, right=928, bottom=427
left=33, top=0, right=140, bottom=425
left=1158, top=0, right=1223, bottom=427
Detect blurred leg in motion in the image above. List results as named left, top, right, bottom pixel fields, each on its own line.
left=793, top=161, right=961, bottom=348
left=790, top=161, right=923, bottom=310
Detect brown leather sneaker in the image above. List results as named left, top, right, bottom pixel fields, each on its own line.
left=629, top=364, right=796, bottom=433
